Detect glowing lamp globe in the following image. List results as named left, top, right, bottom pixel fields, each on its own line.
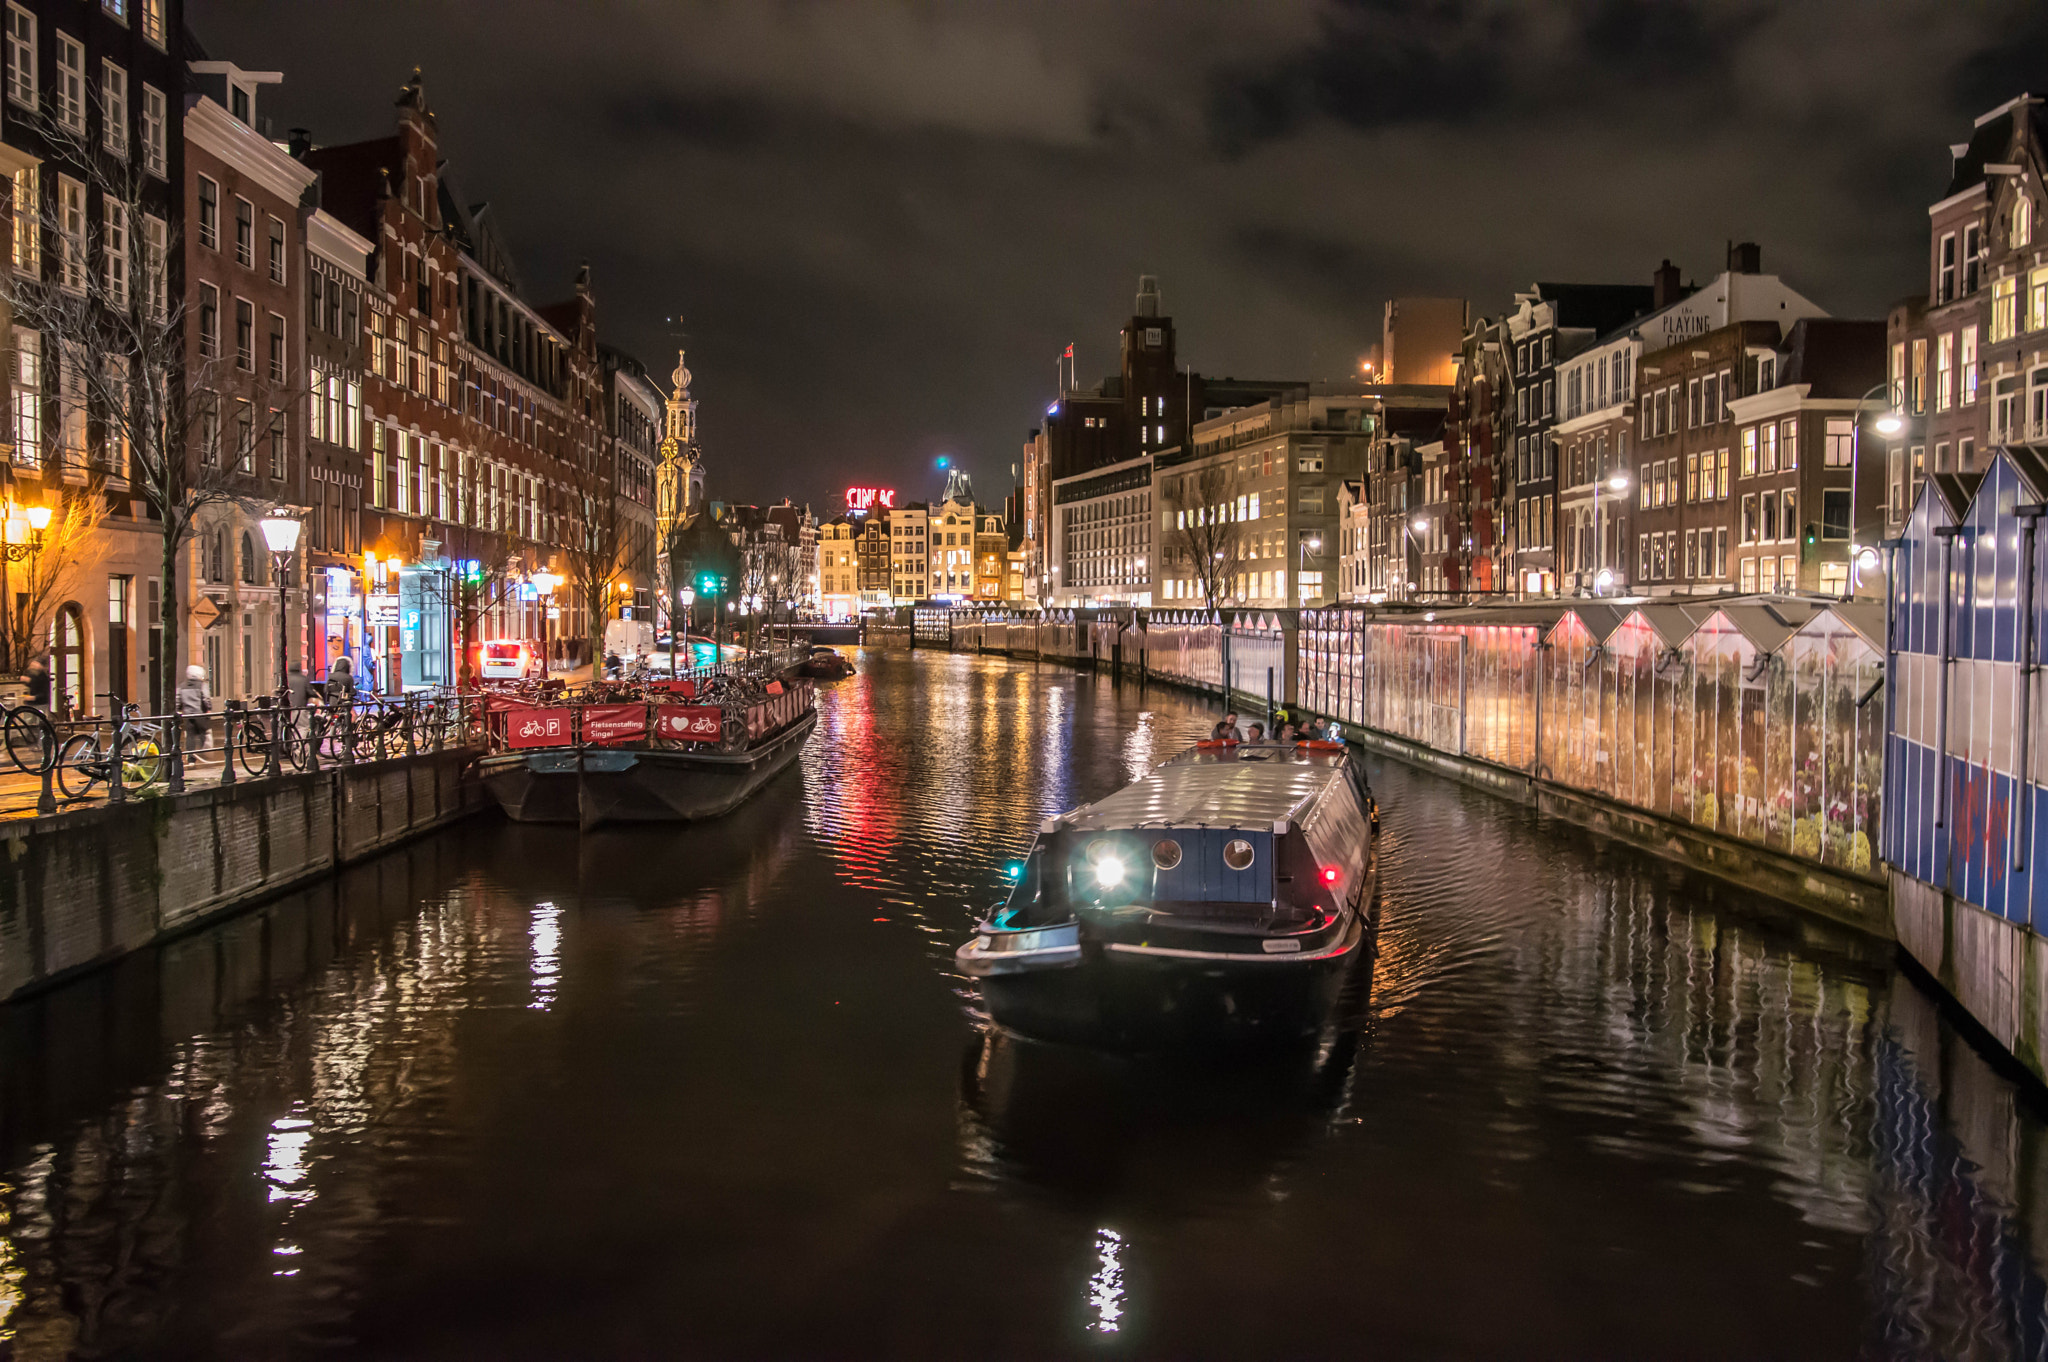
left=259, top=511, right=301, bottom=554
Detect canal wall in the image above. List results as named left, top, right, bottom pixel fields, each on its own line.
left=943, top=600, right=1892, bottom=938
left=0, top=747, right=485, bottom=1003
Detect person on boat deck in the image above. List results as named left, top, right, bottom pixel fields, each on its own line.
left=1276, top=718, right=1300, bottom=743
left=1245, top=721, right=1266, bottom=743
left=1211, top=711, right=1242, bottom=743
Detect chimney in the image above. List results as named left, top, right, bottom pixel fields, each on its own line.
left=1653, top=259, right=1682, bottom=310
left=1727, top=240, right=1761, bottom=274
left=287, top=127, right=312, bottom=160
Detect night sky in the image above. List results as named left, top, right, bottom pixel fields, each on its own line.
left=187, top=1, right=2047, bottom=514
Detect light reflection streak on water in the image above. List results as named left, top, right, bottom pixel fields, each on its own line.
left=529, top=901, right=562, bottom=1010
left=1087, top=1228, right=1125, bottom=1333
left=265, top=1111, right=314, bottom=1206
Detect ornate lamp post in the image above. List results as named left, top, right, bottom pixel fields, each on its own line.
left=259, top=509, right=303, bottom=776
left=531, top=570, right=561, bottom=676
left=1, top=500, right=52, bottom=678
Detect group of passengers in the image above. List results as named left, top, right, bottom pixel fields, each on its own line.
left=1208, top=709, right=1342, bottom=745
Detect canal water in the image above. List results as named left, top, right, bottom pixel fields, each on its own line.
left=2, top=650, right=2047, bottom=1358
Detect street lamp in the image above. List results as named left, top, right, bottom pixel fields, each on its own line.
left=1849, top=381, right=1902, bottom=600
left=258, top=509, right=302, bottom=775
left=0, top=500, right=51, bottom=562
left=1592, top=470, right=1630, bottom=595
left=1297, top=535, right=1321, bottom=606
left=531, top=570, right=561, bottom=676
left=1404, top=515, right=1427, bottom=601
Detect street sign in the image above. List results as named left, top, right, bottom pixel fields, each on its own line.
left=366, top=593, right=399, bottom=626
left=190, top=597, right=224, bottom=630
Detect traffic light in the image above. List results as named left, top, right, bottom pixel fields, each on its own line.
left=1802, top=522, right=1818, bottom=562
left=696, top=571, right=729, bottom=598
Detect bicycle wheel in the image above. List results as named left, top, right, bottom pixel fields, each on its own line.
left=237, top=719, right=274, bottom=777
left=4, top=707, right=56, bottom=774
left=122, top=730, right=164, bottom=790
left=55, top=733, right=101, bottom=799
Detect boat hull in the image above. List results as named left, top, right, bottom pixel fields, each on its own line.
left=976, top=921, right=1366, bottom=1049
left=973, top=885, right=1375, bottom=1050
left=476, top=710, right=816, bottom=829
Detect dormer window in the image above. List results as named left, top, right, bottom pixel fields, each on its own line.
left=230, top=82, right=250, bottom=124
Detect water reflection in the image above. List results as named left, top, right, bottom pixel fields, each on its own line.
left=0, top=651, right=2042, bottom=1355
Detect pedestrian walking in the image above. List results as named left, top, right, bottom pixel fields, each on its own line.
left=326, top=654, right=354, bottom=705
left=176, top=665, right=212, bottom=764
left=23, top=654, right=50, bottom=713
left=286, top=661, right=313, bottom=709
left=359, top=651, right=379, bottom=695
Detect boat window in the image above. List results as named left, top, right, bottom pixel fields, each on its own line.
left=1151, top=839, right=1182, bottom=870
left=1223, top=839, right=1255, bottom=871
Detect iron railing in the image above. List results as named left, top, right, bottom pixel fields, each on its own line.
left=0, top=688, right=490, bottom=819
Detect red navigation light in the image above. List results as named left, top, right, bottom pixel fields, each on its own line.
left=1319, top=866, right=1340, bottom=885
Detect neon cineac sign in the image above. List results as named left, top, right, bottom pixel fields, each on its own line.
left=846, top=487, right=897, bottom=512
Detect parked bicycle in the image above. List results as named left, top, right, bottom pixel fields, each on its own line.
left=2, top=700, right=57, bottom=775
left=56, top=700, right=166, bottom=799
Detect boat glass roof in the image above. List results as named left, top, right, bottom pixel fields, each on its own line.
left=1059, top=745, right=1348, bottom=832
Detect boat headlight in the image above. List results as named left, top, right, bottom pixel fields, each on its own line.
left=1095, top=856, right=1126, bottom=889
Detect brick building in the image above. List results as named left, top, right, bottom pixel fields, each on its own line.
left=0, top=0, right=184, bottom=711
left=305, top=73, right=607, bottom=689
left=183, top=62, right=315, bottom=703
left=299, top=196, right=372, bottom=681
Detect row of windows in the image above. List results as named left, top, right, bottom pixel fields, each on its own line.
left=1640, top=367, right=1738, bottom=440
left=4, top=7, right=169, bottom=169
left=196, top=176, right=286, bottom=283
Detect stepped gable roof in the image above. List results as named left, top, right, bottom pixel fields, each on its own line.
left=1776, top=319, right=1886, bottom=397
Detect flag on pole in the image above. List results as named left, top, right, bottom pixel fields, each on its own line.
left=1063, top=343, right=1074, bottom=358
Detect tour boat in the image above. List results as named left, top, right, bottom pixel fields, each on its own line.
left=799, top=645, right=855, bottom=679
left=473, top=677, right=816, bottom=830
left=956, top=741, right=1379, bottom=1048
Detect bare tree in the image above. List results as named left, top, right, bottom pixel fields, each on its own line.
left=0, top=100, right=304, bottom=709
left=416, top=454, right=540, bottom=687
left=0, top=491, right=106, bottom=673
left=739, top=531, right=799, bottom=652
left=1160, top=462, right=1254, bottom=611
left=559, top=435, right=623, bottom=665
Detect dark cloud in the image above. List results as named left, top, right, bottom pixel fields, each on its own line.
left=185, top=0, right=2039, bottom=513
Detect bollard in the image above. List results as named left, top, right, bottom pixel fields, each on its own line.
left=36, top=724, right=55, bottom=815
left=268, top=694, right=285, bottom=777
left=218, top=706, right=237, bottom=785
left=305, top=704, right=321, bottom=774
left=376, top=701, right=388, bottom=761
left=405, top=693, right=418, bottom=758
left=167, top=706, right=186, bottom=794
left=107, top=708, right=127, bottom=803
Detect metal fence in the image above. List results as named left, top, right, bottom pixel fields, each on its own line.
left=0, top=689, right=488, bottom=818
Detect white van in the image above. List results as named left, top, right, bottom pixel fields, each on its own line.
left=603, top=618, right=654, bottom=661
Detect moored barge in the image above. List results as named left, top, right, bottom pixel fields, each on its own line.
left=475, top=674, right=816, bottom=830
left=956, top=741, right=1378, bottom=1048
